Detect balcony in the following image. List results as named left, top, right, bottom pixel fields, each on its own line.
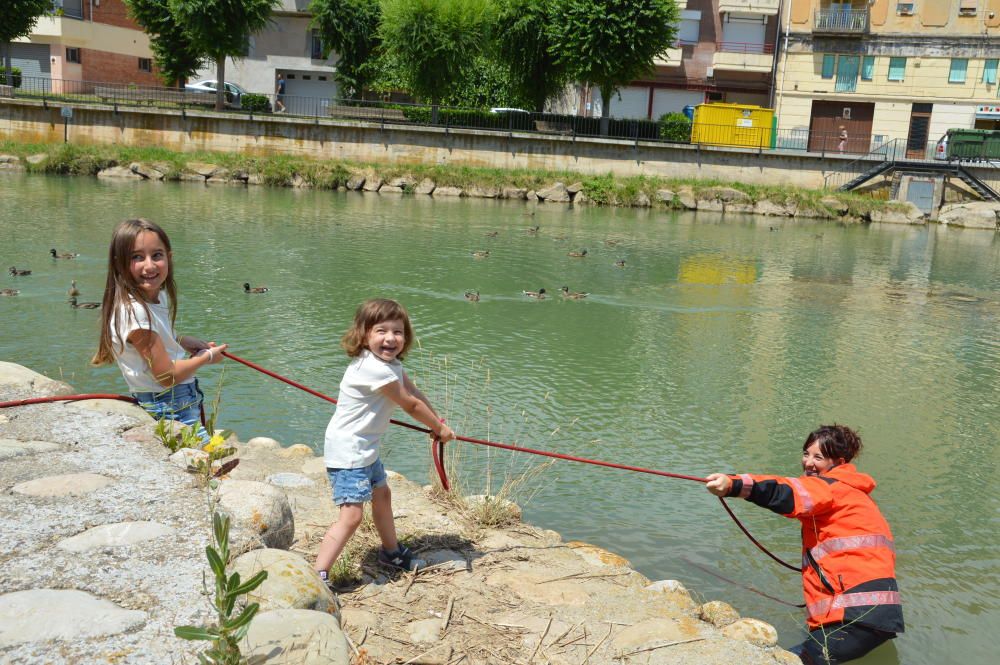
left=653, top=46, right=683, bottom=68
left=814, top=8, right=869, bottom=34
left=712, top=42, right=775, bottom=74
left=717, top=0, right=779, bottom=15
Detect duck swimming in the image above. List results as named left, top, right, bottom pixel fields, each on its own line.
left=526, top=225, right=540, bottom=235
left=9, top=267, right=31, bottom=276
left=560, top=286, right=589, bottom=300
left=68, top=280, right=80, bottom=298
left=244, top=283, right=269, bottom=293
left=464, top=290, right=480, bottom=302
left=567, top=249, right=588, bottom=258
left=484, top=231, right=499, bottom=238
left=69, top=297, right=100, bottom=309
left=51, top=248, right=79, bottom=259
left=615, top=259, right=626, bottom=268
left=0, top=288, right=19, bottom=296
left=471, top=250, right=490, bottom=259
left=522, top=288, right=546, bottom=299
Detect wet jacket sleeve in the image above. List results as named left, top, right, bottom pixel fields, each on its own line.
left=726, top=474, right=835, bottom=518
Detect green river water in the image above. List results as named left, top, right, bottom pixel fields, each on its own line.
left=1, top=174, right=997, bottom=664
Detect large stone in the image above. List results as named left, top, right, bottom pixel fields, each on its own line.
left=869, top=201, right=925, bottom=224
left=70, top=398, right=154, bottom=425
left=696, top=199, right=724, bottom=212
left=247, top=436, right=282, bottom=449
left=97, top=165, right=141, bottom=179
left=634, top=192, right=651, bottom=208
left=702, top=186, right=750, bottom=203
left=938, top=202, right=1000, bottom=229
left=501, top=186, right=527, bottom=199
left=537, top=182, right=570, bottom=202
left=676, top=188, right=697, bottom=210
left=130, top=162, right=166, bottom=180
left=379, top=184, right=404, bottom=194
left=721, top=618, right=779, bottom=648
left=362, top=176, right=383, bottom=192
left=566, top=541, right=630, bottom=568
left=0, top=589, right=146, bottom=647
left=267, top=472, right=314, bottom=488
left=231, top=549, right=340, bottom=616
left=0, top=361, right=74, bottom=397
left=754, top=199, right=793, bottom=216
left=217, top=480, right=295, bottom=550
left=0, top=439, right=61, bottom=460
left=414, top=178, right=436, bottom=195
left=655, top=189, right=675, bottom=203
left=345, top=175, right=366, bottom=190
left=387, top=176, right=414, bottom=189
left=25, top=154, right=48, bottom=165
left=0, top=154, right=20, bottom=164
left=407, top=617, right=442, bottom=643
left=169, top=447, right=210, bottom=471
left=57, top=521, right=175, bottom=552
left=13, top=472, right=114, bottom=497
left=820, top=195, right=849, bottom=216
left=241, top=609, right=350, bottom=665
left=699, top=600, right=740, bottom=627
left=466, top=185, right=500, bottom=198
left=186, top=161, right=220, bottom=177
left=433, top=186, right=463, bottom=197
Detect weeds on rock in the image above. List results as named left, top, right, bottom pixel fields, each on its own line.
left=175, top=512, right=268, bottom=664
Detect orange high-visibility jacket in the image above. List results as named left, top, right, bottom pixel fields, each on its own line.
left=725, top=464, right=904, bottom=633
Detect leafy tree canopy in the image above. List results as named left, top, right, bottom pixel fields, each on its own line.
left=124, top=0, right=205, bottom=86
left=309, top=0, right=382, bottom=99
left=1, top=0, right=53, bottom=44
left=493, top=0, right=569, bottom=112
left=547, top=0, right=679, bottom=117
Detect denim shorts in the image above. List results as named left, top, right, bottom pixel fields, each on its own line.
left=327, top=459, right=388, bottom=506
left=132, top=380, right=208, bottom=444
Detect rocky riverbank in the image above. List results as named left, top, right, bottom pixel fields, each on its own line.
left=0, top=362, right=800, bottom=664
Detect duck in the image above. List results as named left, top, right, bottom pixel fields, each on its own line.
left=614, top=259, right=627, bottom=268
left=526, top=225, right=540, bottom=235
left=484, top=231, right=499, bottom=238
left=522, top=288, right=546, bottom=299
left=471, top=250, right=490, bottom=259
left=9, top=267, right=31, bottom=276
left=51, top=248, right=79, bottom=259
left=604, top=239, right=622, bottom=247
left=244, top=283, right=269, bottom=294
left=567, top=248, right=588, bottom=258
left=0, top=288, right=19, bottom=296
left=560, top=286, right=589, bottom=300
left=69, top=297, right=100, bottom=309
left=68, top=280, right=80, bottom=298
left=464, top=290, right=480, bottom=302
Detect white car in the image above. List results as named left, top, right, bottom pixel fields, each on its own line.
left=185, top=80, right=246, bottom=107
left=933, top=134, right=948, bottom=161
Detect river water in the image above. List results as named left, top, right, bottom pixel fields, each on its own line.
left=2, top=174, right=997, bottom=663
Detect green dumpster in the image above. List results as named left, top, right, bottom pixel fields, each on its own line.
left=946, top=129, right=1000, bottom=161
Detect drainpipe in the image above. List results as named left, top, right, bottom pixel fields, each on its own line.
left=774, top=0, right=792, bottom=120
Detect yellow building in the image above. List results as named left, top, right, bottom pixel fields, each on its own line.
left=774, top=0, right=1000, bottom=157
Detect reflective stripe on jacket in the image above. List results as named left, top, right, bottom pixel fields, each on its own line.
left=728, top=464, right=904, bottom=633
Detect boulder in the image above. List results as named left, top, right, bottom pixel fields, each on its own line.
left=290, top=174, right=311, bottom=188
left=217, top=480, right=295, bottom=551
left=566, top=541, right=630, bottom=568
left=247, top=436, right=282, bottom=450
left=207, top=168, right=232, bottom=184
left=869, top=201, right=925, bottom=224
left=726, top=202, right=755, bottom=214
left=345, top=175, right=366, bottom=191
left=702, top=186, right=750, bottom=203
left=13, top=472, right=114, bottom=497
left=379, top=185, right=404, bottom=194
left=433, top=186, right=463, bottom=197
left=698, top=600, right=740, bottom=627
left=753, top=199, right=793, bottom=217
left=0, top=362, right=73, bottom=398
left=362, top=176, right=383, bottom=192
left=230, top=549, right=340, bottom=616
left=169, top=447, right=210, bottom=471
left=97, top=165, right=141, bottom=180
left=720, top=618, right=779, bottom=648
left=634, top=192, right=651, bottom=208
left=130, top=162, right=165, bottom=180
left=387, top=176, right=414, bottom=189
left=501, top=186, right=527, bottom=199
left=69, top=398, right=153, bottom=425
left=676, top=188, right=697, bottom=210
left=537, top=182, right=570, bottom=202
left=25, top=154, right=48, bottom=165
left=573, top=191, right=590, bottom=205
left=414, top=178, right=436, bottom=195
left=0, top=154, right=20, bottom=164
left=566, top=182, right=584, bottom=194
left=696, top=199, right=724, bottom=212
left=655, top=189, right=675, bottom=204
left=57, top=521, right=175, bottom=552
left=938, top=202, right=1000, bottom=229
left=279, top=444, right=314, bottom=458
left=0, top=589, right=145, bottom=647
left=186, top=161, right=219, bottom=177
left=466, top=185, right=500, bottom=198
left=241, top=609, right=350, bottom=665
left=820, top=195, right=850, bottom=216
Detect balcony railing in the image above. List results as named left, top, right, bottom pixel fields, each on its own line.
left=718, top=0, right=780, bottom=15
left=814, top=8, right=869, bottom=33
left=716, top=41, right=775, bottom=55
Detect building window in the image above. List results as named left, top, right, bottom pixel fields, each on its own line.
left=888, top=57, right=906, bottom=81
left=66, top=47, right=81, bottom=64
left=861, top=56, right=875, bottom=81
left=985, top=59, right=998, bottom=84
left=822, top=54, right=836, bottom=79
left=835, top=56, right=860, bottom=92
left=311, top=30, right=323, bottom=60
left=950, top=58, right=969, bottom=83
left=138, top=58, right=152, bottom=73
left=960, top=0, right=978, bottom=15
left=896, top=2, right=914, bottom=15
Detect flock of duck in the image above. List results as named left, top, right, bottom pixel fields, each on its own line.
left=4, top=250, right=102, bottom=308
left=463, top=223, right=627, bottom=303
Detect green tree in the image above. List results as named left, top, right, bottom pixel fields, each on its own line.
left=309, top=0, right=382, bottom=100
left=379, top=0, right=493, bottom=118
left=441, top=55, right=530, bottom=108
left=168, top=0, right=280, bottom=110
left=1, top=0, right=52, bottom=88
left=548, top=0, right=679, bottom=132
left=125, top=0, right=205, bottom=86
left=493, top=0, right=569, bottom=112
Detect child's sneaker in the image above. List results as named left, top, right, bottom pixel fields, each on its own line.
left=377, top=545, right=423, bottom=571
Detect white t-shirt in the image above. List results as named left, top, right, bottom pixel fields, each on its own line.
left=110, top=294, right=192, bottom=393
left=324, top=350, right=404, bottom=469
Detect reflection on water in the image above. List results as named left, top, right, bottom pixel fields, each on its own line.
left=1, top=174, right=997, bottom=665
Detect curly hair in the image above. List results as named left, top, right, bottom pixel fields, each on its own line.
left=341, top=298, right=414, bottom=359
left=804, top=424, right=863, bottom=463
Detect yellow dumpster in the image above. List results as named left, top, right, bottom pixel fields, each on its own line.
left=691, top=103, right=774, bottom=149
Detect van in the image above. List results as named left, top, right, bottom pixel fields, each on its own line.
left=933, top=134, right=948, bottom=161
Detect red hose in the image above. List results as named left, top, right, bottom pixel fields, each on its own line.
left=0, top=393, right=137, bottom=408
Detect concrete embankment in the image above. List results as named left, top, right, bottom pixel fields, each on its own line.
left=0, top=361, right=800, bottom=664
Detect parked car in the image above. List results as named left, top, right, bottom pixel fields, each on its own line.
left=184, top=80, right=246, bottom=108
left=933, top=133, right=948, bottom=161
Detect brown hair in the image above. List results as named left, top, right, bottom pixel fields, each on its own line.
left=92, top=219, right=177, bottom=365
left=804, top=424, right=863, bottom=463
left=341, top=298, right=414, bottom=359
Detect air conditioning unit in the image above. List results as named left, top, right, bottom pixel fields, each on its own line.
left=706, top=67, right=715, bottom=78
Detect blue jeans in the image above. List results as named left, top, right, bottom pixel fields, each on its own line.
left=327, top=459, right=388, bottom=506
left=132, top=380, right=208, bottom=444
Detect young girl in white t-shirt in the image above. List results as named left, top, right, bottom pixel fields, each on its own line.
left=316, top=298, right=455, bottom=579
left=92, top=219, right=227, bottom=442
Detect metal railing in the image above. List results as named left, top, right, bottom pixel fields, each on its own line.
left=823, top=138, right=909, bottom=190
left=814, top=8, right=869, bottom=33
left=716, top=41, right=775, bottom=55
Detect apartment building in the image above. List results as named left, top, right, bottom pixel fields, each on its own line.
left=774, top=0, right=1000, bottom=155
left=588, top=0, right=781, bottom=119
left=195, top=0, right=338, bottom=114
left=11, top=0, right=159, bottom=87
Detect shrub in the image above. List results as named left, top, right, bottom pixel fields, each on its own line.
left=0, top=67, right=22, bottom=88
left=241, top=93, right=271, bottom=113
left=659, top=112, right=692, bottom=143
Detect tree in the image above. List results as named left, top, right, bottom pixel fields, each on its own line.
left=168, top=0, right=280, bottom=110
left=379, top=0, right=493, bottom=118
left=493, top=0, right=569, bottom=112
left=548, top=0, right=679, bottom=132
left=2, top=0, right=52, bottom=88
left=125, top=0, right=205, bottom=86
left=309, top=0, right=382, bottom=100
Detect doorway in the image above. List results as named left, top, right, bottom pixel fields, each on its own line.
left=906, top=103, right=933, bottom=159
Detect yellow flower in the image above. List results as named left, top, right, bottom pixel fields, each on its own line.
left=202, top=433, right=227, bottom=453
